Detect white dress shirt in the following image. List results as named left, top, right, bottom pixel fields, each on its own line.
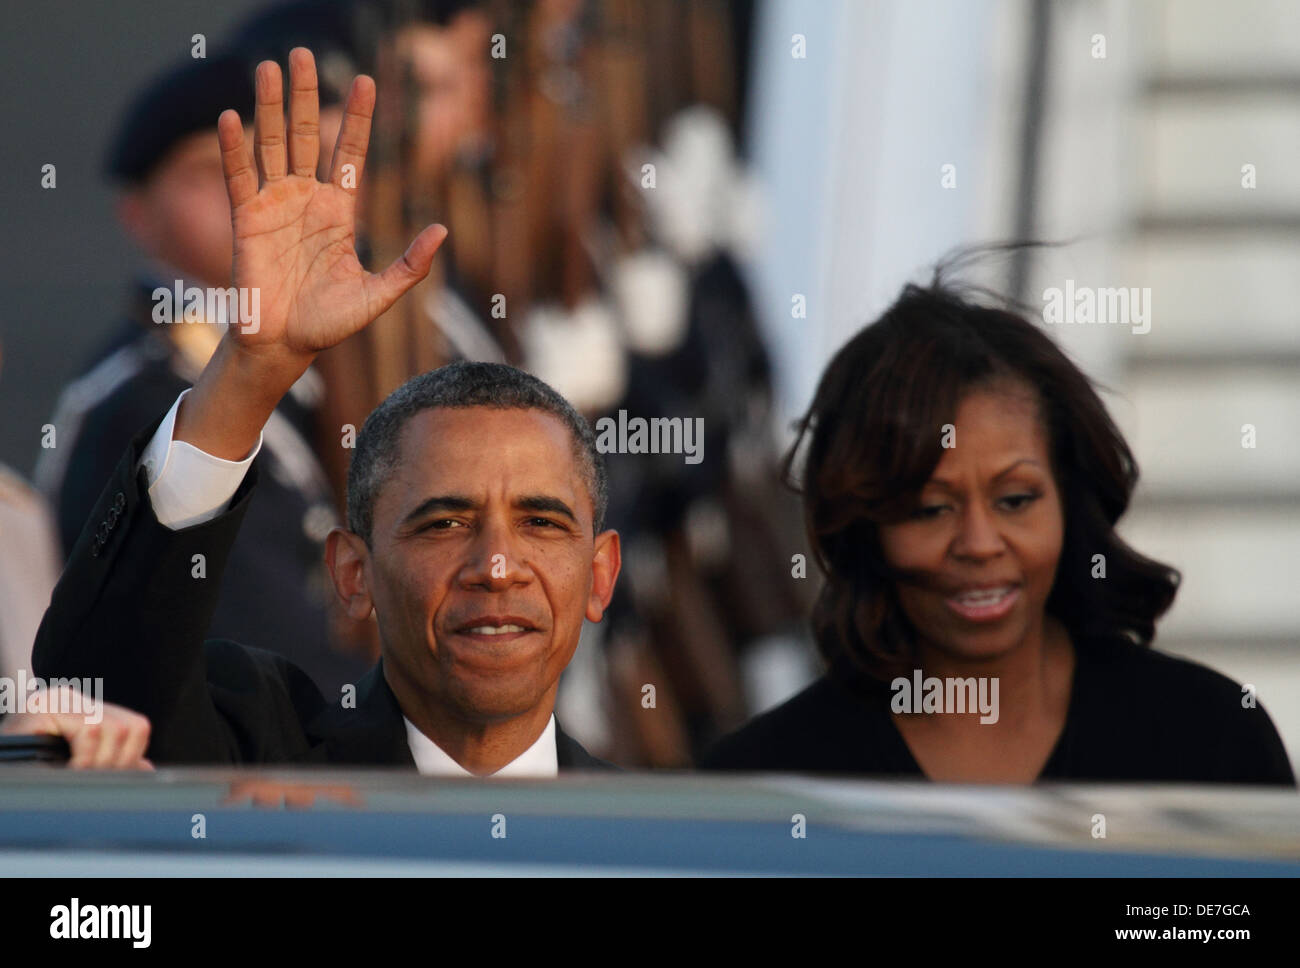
left=137, top=389, right=560, bottom=777
left=403, top=714, right=558, bottom=777
left=137, top=389, right=264, bottom=529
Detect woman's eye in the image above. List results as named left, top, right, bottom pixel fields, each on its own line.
left=998, top=493, right=1038, bottom=511
left=910, top=504, right=949, bottom=520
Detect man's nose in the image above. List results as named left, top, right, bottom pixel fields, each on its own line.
left=950, top=502, right=1008, bottom=560
left=458, top=519, right=530, bottom=589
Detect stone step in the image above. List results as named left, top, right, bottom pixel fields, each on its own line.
left=1138, top=97, right=1300, bottom=216
left=1137, top=0, right=1300, bottom=76
left=1117, top=506, right=1300, bottom=639
left=1123, top=234, right=1300, bottom=355
left=1111, top=367, right=1300, bottom=495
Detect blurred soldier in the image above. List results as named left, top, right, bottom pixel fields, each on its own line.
left=240, top=0, right=504, bottom=497
left=0, top=340, right=61, bottom=686
left=34, top=52, right=369, bottom=694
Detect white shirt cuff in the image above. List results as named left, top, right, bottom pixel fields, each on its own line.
left=137, top=389, right=264, bottom=530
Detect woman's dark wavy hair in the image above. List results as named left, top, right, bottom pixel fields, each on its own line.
left=786, top=247, right=1180, bottom=682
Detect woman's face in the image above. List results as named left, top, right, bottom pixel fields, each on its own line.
left=876, top=382, right=1064, bottom=663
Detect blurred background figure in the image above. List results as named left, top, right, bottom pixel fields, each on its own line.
left=0, top=341, right=61, bottom=686
left=3, top=0, right=1295, bottom=772
left=32, top=50, right=372, bottom=694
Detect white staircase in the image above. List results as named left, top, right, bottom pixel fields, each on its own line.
left=1088, top=0, right=1299, bottom=760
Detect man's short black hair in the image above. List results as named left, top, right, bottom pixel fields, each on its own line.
left=346, top=361, right=608, bottom=544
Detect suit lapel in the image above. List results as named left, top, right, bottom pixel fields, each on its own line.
left=555, top=720, right=616, bottom=771
left=304, top=665, right=614, bottom=771
left=305, top=659, right=416, bottom=768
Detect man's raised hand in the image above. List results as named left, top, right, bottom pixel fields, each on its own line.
left=175, top=47, right=446, bottom=460
left=217, top=47, right=446, bottom=367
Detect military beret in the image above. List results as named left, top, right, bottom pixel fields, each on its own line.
left=103, top=51, right=255, bottom=186
left=228, top=0, right=371, bottom=106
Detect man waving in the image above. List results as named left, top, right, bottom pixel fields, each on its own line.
left=34, top=49, right=621, bottom=777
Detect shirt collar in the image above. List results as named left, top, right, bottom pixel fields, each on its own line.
left=402, top=714, right=558, bottom=777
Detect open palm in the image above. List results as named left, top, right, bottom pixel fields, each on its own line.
left=217, top=48, right=445, bottom=362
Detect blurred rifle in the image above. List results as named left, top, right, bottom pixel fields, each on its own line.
left=314, top=0, right=450, bottom=505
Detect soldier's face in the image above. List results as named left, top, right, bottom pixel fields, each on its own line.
left=123, top=130, right=235, bottom=288
left=365, top=407, right=620, bottom=725
left=122, top=112, right=349, bottom=288
left=399, top=14, right=492, bottom=180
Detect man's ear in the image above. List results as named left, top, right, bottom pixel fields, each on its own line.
left=585, top=529, right=621, bottom=623
left=325, top=527, right=375, bottom=620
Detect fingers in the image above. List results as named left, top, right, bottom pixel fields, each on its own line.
left=63, top=705, right=152, bottom=770
left=367, top=223, right=448, bottom=318
left=254, top=60, right=287, bottom=181
left=327, top=74, right=376, bottom=194
left=117, top=712, right=153, bottom=767
left=4, top=689, right=152, bottom=770
left=221, top=780, right=363, bottom=809
left=234, top=50, right=366, bottom=198
left=287, top=48, right=320, bottom=178
left=63, top=721, right=100, bottom=768
left=84, top=721, right=118, bottom=769
left=231, top=49, right=367, bottom=202
left=218, top=110, right=258, bottom=209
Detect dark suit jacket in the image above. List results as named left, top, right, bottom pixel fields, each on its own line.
left=41, top=296, right=368, bottom=693
left=31, top=414, right=611, bottom=772
left=701, top=649, right=1296, bottom=786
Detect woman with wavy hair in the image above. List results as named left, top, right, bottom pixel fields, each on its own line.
left=704, top=270, right=1294, bottom=784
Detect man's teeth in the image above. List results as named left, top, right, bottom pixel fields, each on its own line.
left=465, top=625, right=527, bottom=635
left=952, top=587, right=1014, bottom=605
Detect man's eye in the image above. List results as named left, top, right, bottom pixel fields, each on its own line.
left=527, top=517, right=560, bottom=528
left=425, top=518, right=463, bottom=530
